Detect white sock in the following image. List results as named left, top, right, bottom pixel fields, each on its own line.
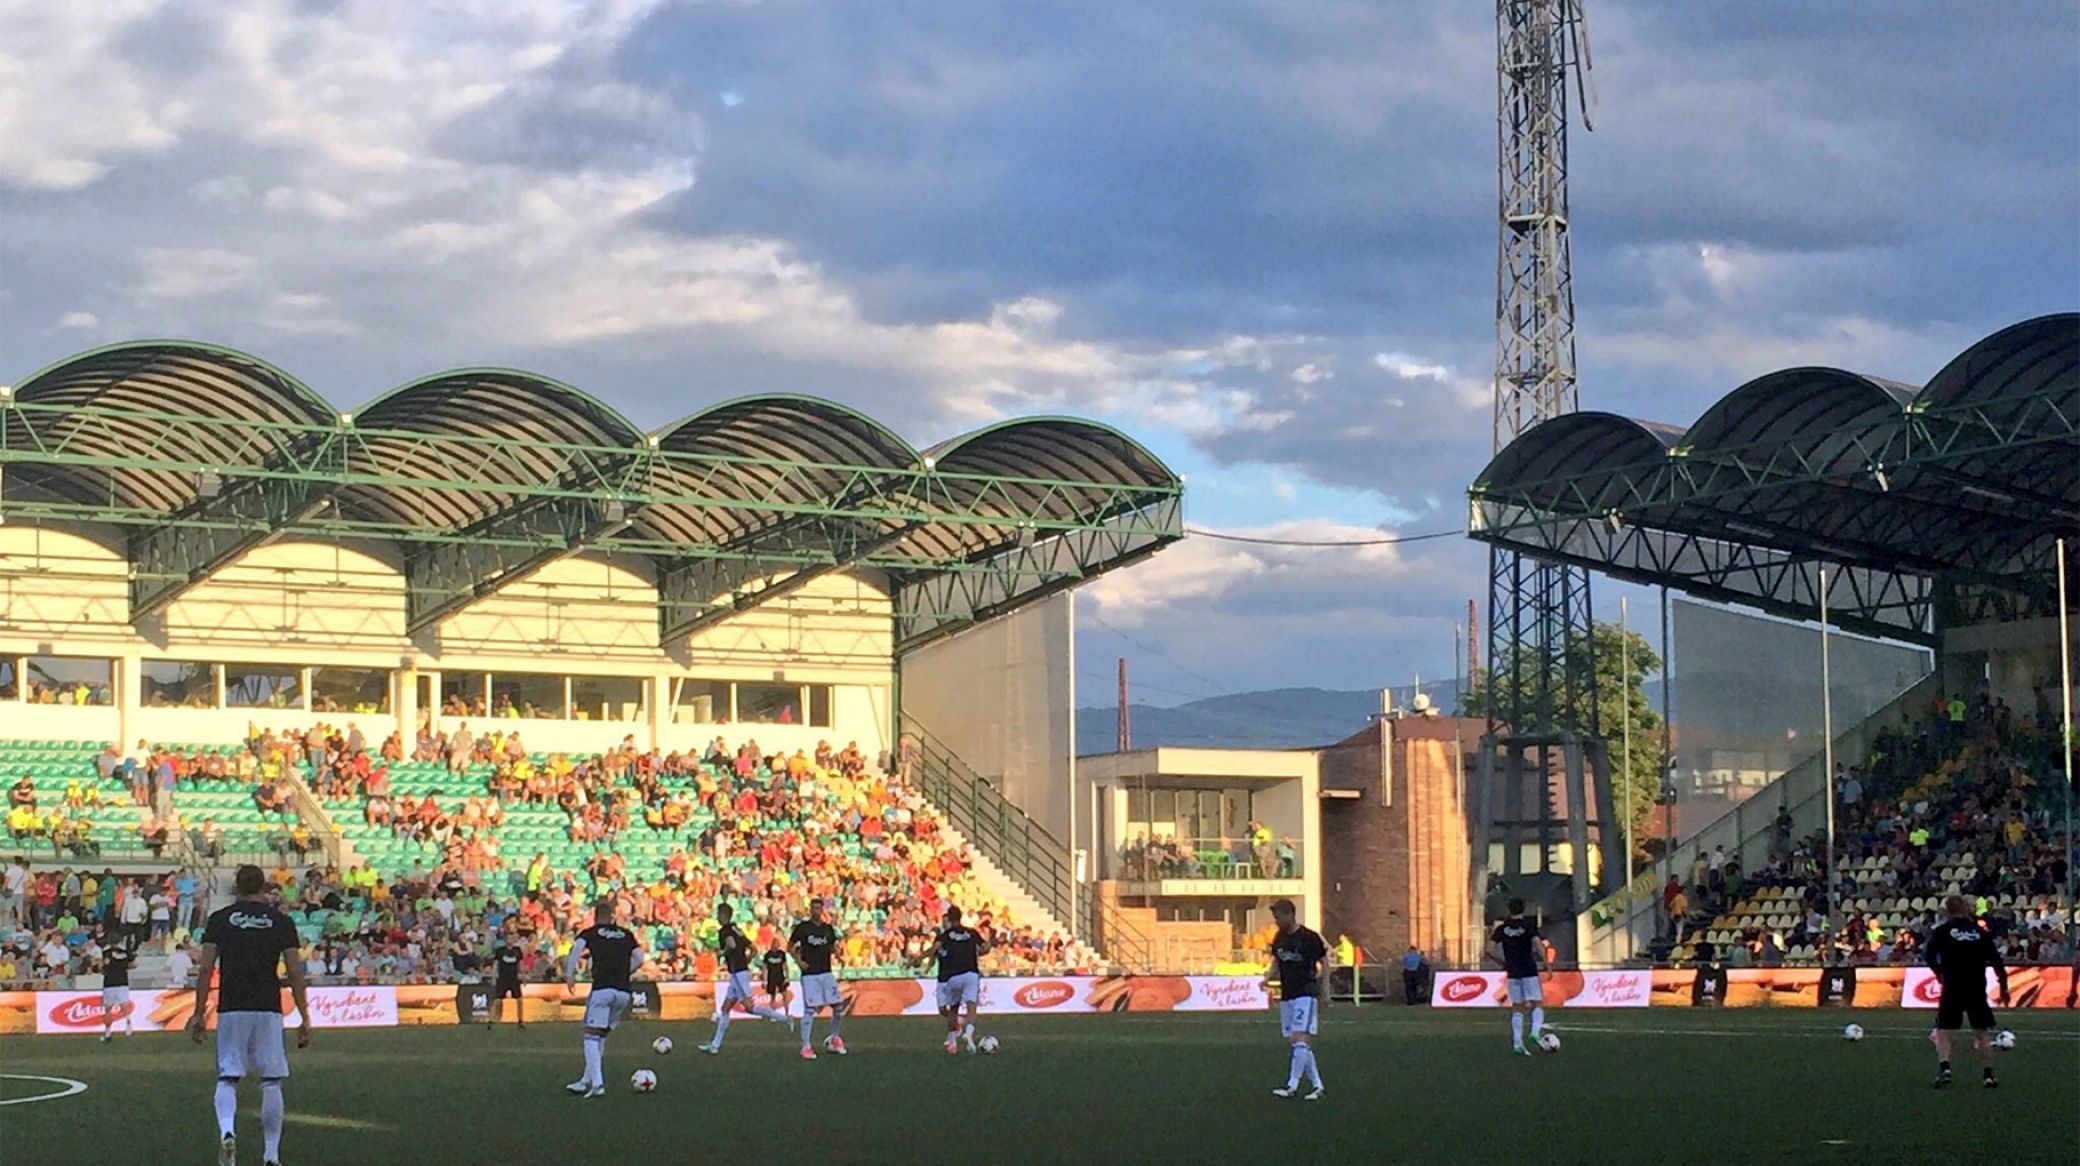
left=1302, top=1045, right=1322, bottom=1089
left=1530, top=1007, right=1545, bottom=1037
left=1286, top=1042, right=1307, bottom=1088
left=214, top=1079, right=238, bottom=1138
left=828, top=1009, right=843, bottom=1039
left=582, top=1034, right=603, bottom=1086
left=754, top=1004, right=785, bottom=1022
left=800, top=1015, right=815, bottom=1050
left=1510, top=1012, right=1525, bottom=1046
left=260, top=1080, right=283, bottom=1160
left=712, top=1010, right=731, bottom=1047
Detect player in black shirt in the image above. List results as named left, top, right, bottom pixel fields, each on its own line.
left=1489, top=899, right=1547, bottom=1055
left=790, top=898, right=845, bottom=1057
left=99, top=936, right=137, bottom=1041
left=190, top=865, right=308, bottom=1166
left=1267, top=898, right=1328, bottom=1099
left=563, top=899, right=644, bottom=1098
left=1924, top=894, right=2010, bottom=1088
left=762, top=942, right=790, bottom=1007
left=922, top=904, right=990, bottom=1054
left=699, top=902, right=787, bottom=1054
left=489, top=933, right=526, bottom=1030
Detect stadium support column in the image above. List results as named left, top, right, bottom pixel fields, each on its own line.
left=2059, top=538, right=2073, bottom=923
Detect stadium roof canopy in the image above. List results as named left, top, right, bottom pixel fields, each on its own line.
left=1470, top=313, right=2080, bottom=645
left=0, top=341, right=1182, bottom=652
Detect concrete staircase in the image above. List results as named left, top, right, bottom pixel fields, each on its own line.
left=931, top=815, right=1104, bottom=969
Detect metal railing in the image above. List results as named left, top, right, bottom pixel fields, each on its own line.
left=1114, top=835, right=1302, bottom=881
left=900, top=719, right=1154, bottom=970
left=1580, top=672, right=1943, bottom=963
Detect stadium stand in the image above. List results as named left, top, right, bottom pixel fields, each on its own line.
left=1670, top=693, right=2074, bottom=967
left=6, top=724, right=1083, bottom=985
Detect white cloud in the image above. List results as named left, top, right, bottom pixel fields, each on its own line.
left=0, top=0, right=185, bottom=190
left=57, top=311, right=99, bottom=329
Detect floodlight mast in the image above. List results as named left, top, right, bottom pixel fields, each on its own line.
left=1473, top=0, right=1618, bottom=957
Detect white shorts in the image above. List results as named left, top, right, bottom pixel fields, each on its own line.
left=721, top=970, right=755, bottom=1005
left=1279, top=996, right=1319, bottom=1038
left=216, top=1011, right=290, bottom=1080
left=935, top=972, right=981, bottom=1010
left=101, top=985, right=131, bottom=1012
left=801, top=972, right=840, bottom=1010
left=584, top=988, right=631, bottom=1030
left=1506, top=975, right=1543, bottom=1004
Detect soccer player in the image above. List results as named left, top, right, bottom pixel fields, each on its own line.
left=923, top=905, right=988, bottom=1054
left=1490, top=898, right=1546, bottom=1055
left=100, top=935, right=136, bottom=1041
left=790, top=897, right=845, bottom=1058
left=699, top=902, right=786, bottom=1053
left=489, top=932, right=526, bottom=1030
left=1267, top=898, right=1327, bottom=1099
left=564, top=898, right=644, bottom=1099
left=1924, top=894, right=2010, bottom=1089
left=762, top=937, right=792, bottom=1018
left=187, top=864, right=310, bottom=1166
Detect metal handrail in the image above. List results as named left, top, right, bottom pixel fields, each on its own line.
left=899, top=718, right=1154, bottom=969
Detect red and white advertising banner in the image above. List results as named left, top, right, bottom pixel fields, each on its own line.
left=1429, top=971, right=1504, bottom=1007
left=1430, top=970, right=1649, bottom=1008
left=856, top=975, right=1269, bottom=1017
left=1900, top=967, right=2002, bottom=1009
left=285, top=986, right=400, bottom=1028
left=33, top=987, right=400, bottom=1034
left=37, top=989, right=174, bottom=1034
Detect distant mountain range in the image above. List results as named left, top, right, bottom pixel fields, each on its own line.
left=1076, top=678, right=1669, bottom=754
left=1076, top=685, right=1456, bottom=754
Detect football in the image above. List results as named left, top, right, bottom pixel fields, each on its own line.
left=978, top=1035, right=1000, bottom=1054
left=652, top=1036, right=674, bottom=1055
left=1843, top=1024, right=1864, bottom=1041
left=1536, top=1032, right=1561, bottom=1053
left=630, top=1069, right=658, bottom=1092
left=1993, top=1030, right=2016, bottom=1050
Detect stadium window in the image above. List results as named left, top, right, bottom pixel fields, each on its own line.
left=0, top=657, right=15, bottom=701
left=24, top=656, right=111, bottom=706
left=807, top=684, right=832, bottom=728
left=670, top=679, right=731, bottom=724
left=736, top=683, right=803, bottom=725
left=571, top=675, right=643, bottom=722
left=440, top=672, right=488, bottom=717
left=225, top=663, right=303, bottom=710
left=140, top=659, right=213, bottom=708
left=311, top=667, right=390, bottom=714
left=491, top=672, right=566, bottom=719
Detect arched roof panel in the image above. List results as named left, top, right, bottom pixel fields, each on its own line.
left=4, top=340, right=336, bottom=514
left=638, top=394, right=922, bottom=547
left=336, top=369, right=645, bottom=531
left=1678, top=368, right=1916, bottom=457
left=1918, top=313, right=2080, bottom=412
left=1475, top=412, right=1681, bottom=513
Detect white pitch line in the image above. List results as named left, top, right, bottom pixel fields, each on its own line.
left=1545, top=1022, right=2080, bottom=1043
left=0, top=1074, right=90, bottom=1107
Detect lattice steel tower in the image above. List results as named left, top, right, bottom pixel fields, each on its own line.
left=1473, top=0, right=1618, bottom=949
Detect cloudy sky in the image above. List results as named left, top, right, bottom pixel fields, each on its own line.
left=2, top=1, right=2074, bottom=705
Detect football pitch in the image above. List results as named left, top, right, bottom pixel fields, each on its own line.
left=4, top=1008, right=2075, bottom=1165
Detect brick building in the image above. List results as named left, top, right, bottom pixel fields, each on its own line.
left=1318, top=713, right=1483, bottom=968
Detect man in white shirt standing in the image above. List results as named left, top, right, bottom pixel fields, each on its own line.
left=120, top=878, right=150, bottom=948
left=167, top=940, right=196, bottom=989
left=0, top=859, right=26, bottom=928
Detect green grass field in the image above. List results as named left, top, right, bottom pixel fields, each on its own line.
left=4, top=1008, right=2075, bottom=1164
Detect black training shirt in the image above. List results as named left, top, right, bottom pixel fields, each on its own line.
left=1925, top=916, right=2006, bottom=993
left=1270, top=925, right=1327, bottom=998
left=494, top=944, right=522, bottom=984
left=718, top=922, right=753, bottom=974
left=577, top=925, right=638, bottom=992
left=103, top=946, right=132, bottom=989
left=789, top=920, right=838, bottom=976
left=1492, top=916, right=1542, bottom=979
left=202, top=901, right=300, bottom=1013
left=935, top=926, right=982, bottom=980
left=762, top=947, right=789, bottom=988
